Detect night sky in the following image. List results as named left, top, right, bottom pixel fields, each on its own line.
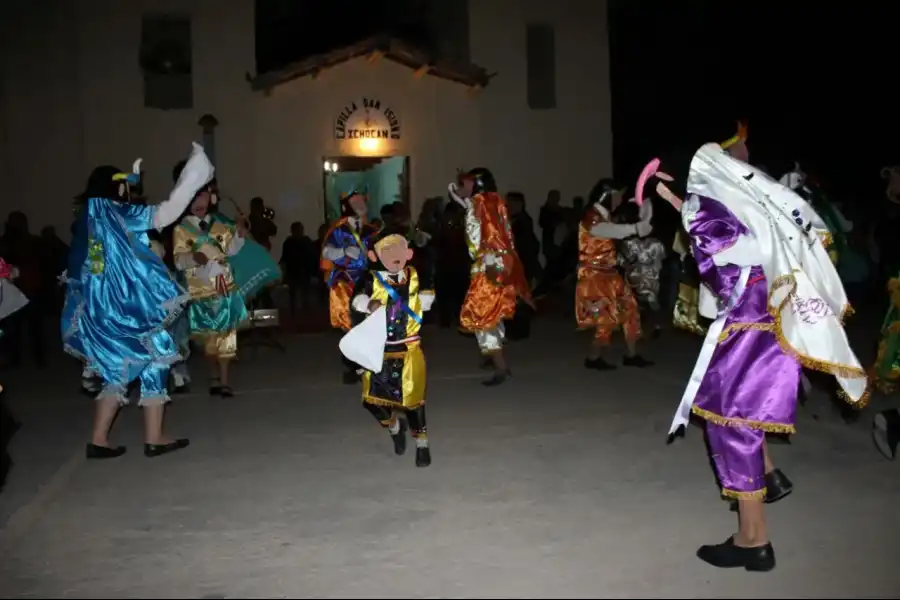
left=256, top=1, right=897, bottom=212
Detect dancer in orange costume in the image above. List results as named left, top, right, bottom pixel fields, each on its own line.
left=575, top=178, right=653, bottom=370
left=448, top=168, right=532, bottom=386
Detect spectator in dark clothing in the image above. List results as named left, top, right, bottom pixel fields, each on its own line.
left=314, top=222, right=330, bottom=304
left=39, top=226, right=69, bottom=316
left=280, top=221, right=315, bottom=315
left=435, top=201, right=470, bottom=328
left=539, top=189, right=563, bottom=265
left=505, top=192, right=538, bottom=340
left=0, top=212, right=46, bottom=366
left=649, top=194, right=683, bottom=324
left=248, top=196, right=278, bottom=251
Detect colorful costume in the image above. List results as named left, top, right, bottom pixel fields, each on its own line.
left=873, top=275, right=900, bottom=392
left=173, top=212, right=249, bottom=362
left=671, top=231, right=708, bottom=336
left=575, top=194, right=642, bottom=348
left=62, top=144, right=214, bottom=405
left=148, top=236, right=191, bottom=391
left=343, top=230, right=435, bottom=467
left=637, top=143, right=868, bottom=500
left=779, top=164, right=850, bottom=264
left=448, top=169, right=532, bottom=357
left=321, top=202, right=379, bottom=332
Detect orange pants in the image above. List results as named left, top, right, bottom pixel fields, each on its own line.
left=575, top=268, right=641, bottom=345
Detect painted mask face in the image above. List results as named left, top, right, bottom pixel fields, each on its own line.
left=368, top=234, right=413, bottom=274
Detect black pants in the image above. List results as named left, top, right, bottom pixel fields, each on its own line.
left=286, top=279, right=311, bottom=315
left=364, top=402, right=427, bottom=438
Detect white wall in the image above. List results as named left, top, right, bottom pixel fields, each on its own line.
left=0, top=0, right=611, bottom=244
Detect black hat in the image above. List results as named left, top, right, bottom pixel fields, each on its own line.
left=464, top=167, right=497, bottom=194
left=588, top=177, right=626, bottom=208
left=74, top=165, right=122, bottom=203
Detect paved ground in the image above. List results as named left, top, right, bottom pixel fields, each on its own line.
left=0, top=317, right=898, bottom=598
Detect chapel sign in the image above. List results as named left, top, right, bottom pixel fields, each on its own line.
left=334, top=97, right=401, bottom=141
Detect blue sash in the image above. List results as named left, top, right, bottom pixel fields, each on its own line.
left=373, top=271, right=421, bottom=324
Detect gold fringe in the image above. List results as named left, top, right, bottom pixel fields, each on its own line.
left=692, top=406, right=796, bottom=434
left=717, top=321, right=774, bottom=343
left=840, top=303, right=855, bottom=324
left=767, top=273, right=870, bottom=408
left=722, top=487, right=767, bottom=501
left=819, top=231, right=833, bottom=249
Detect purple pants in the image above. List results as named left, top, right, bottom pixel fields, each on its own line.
left=706, top=422, right=767, bottom=499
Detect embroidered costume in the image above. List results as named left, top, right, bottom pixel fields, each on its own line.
left=344, top=230, right=435, bottom=467
left=779, top=163, right=850, bottom=265
left=63, top=145, right=213, bottom=407
left=448, top=168, right=532, bottom=385
left=321, top=191, right=379, bottom=383
left=636, top=141, right=868, bottom=571
left=873, top=275, right=900, bottom=393
left=575, top=179, right=652, bottom=370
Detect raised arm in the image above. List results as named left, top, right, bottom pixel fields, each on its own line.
left=153, top=143, right=215, bottom=230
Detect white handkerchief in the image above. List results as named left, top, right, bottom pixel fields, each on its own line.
left=0, top=279, right=29, bottom=322
left=339, top=306, right=387, bottom=373
left=196, top=261, right=226, bottom=281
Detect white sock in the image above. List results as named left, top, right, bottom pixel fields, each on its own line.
left=415, top=436, right=428, bottom=449
left=388, top=420, right=401, bottom=435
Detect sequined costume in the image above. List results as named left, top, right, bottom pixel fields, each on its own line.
left=575, top=202, right=641, bottom=345
left=637, top=143, right=868, bottom=501
left=62, top=145, right=214, bottom=405
left=321, top=216, right=379, bottom=332
left=449, top=171, right=532, bottom=355
left=873, top=275, right=900, bottom=393
left=173, top=213, right=249, bottom=360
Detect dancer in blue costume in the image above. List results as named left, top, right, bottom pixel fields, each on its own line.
left=321, top=190, right=379, bottom=384
left=63, top=143, right=214, bottom=459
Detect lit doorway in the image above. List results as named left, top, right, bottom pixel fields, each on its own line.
left=322, top=156, right=410, bottom=224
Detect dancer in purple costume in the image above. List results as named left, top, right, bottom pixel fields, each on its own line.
left=635, top=137, right=868, bottom=572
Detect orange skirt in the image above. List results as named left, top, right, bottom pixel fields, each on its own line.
left=575, top=267, right=638, bottom=331
left=328, top=280, right=354, bottom=331
left=460, top=273, right=518, bottom=332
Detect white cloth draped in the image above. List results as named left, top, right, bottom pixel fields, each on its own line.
left=685, top=143, right=867, bottom=403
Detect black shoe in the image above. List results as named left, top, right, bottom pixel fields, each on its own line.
left=392, top=421, right=408, bottom=456
left=764, top=468, right=793, bottom=503
left=696, top=537, right=775, bottom=572
left=342, top=370, right=360, bottom=385
left=482, top=369, right=511, bottom=387
left=144, top=438, right=190, bottom=458
left=170, top=383, right=190, bottom=395
left=416, top=446, right=432, bottom=467
left=730, top=469, right=793, bottom=511
left=208, top=379, right=222, bottom=396
left=219, top=385, right=234, bottom=398
left=86, top=443, right=126, bottom=459
left=584, top=357, right=616, bottom=371
left=874, top=409, right=900, bottom=460
left=623, top=355, right=654, bottom=368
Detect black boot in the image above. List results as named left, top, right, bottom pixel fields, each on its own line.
left=392, top=420, right=408, bottom=456
left=416, top=446, right=432, bottom=467
left=873, top=409, right=900, bottom=460
left=623, top=355, right=654, bottom=368
left=479, top=357, right=494, bottom=370
left=584, top=357, right=616, bottom=371
left=696, top=537, right=775, bottom=571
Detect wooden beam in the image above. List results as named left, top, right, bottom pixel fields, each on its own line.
left=413, top=64, right=430, bottom=79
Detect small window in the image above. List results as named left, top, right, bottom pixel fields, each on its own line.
left=526, top=23, right=556, bottom=110
left=140, top=15, right=193, bottom=110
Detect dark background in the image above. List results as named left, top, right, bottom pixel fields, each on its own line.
left=256, top=1, right=899, bottom=212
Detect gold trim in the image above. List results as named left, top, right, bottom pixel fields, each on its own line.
left=717, top=321, right=774, bottom=342
left=722, top=488, right=767, bottom=501
left=767, top=273, right=870, bottom=408
left=692, top=406, right=796, bottom=434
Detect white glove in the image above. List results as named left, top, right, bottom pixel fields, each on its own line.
left=226, top=235, right=246, bottom=257
left=420, top=292, right=435, bottom=312
left=636, top=221, right=653, bottom=238
left=345, top=246, right=361, bottom=260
